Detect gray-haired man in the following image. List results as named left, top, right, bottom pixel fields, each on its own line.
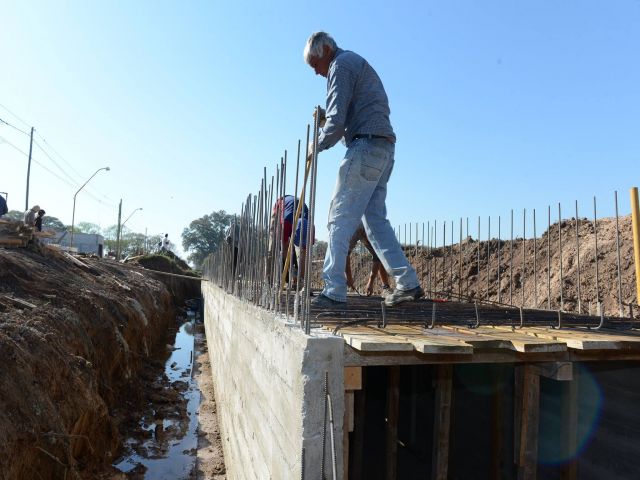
left=304, top=31, right=423, bottom=307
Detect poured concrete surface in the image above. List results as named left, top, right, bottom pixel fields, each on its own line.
left=202, top=284, right=344, bottom=479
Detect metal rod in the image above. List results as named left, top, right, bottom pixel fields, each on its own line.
left=558, top=203, right=564, bottom=311
left=547, top=205, right=551, bottom=309
left=487, top=216, right=491, bottom=301
left=497, top=216, right=501, bottom=304
left=575, top=201, right=582, bottom=314
left=522, top=208, right=526, bottom=308
left=533, top=209, right=537, bottom=308
left=593, top=196, right=600, bottom=307
left=615, top=191, right=623, bottom=317
left=510, top=209, right=513, bottom=306
left=459, top=217, right=463, bottom=299
left=477, top=216, right=481, bottom=301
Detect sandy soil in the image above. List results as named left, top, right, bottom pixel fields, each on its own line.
left=192, top=325, right=226, bottom=480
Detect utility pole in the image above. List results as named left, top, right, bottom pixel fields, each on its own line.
left=25, top=127, right=34, bottom=210
left=116, top=199, right=122, bottom=260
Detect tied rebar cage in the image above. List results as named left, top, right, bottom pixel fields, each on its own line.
left=202, top=113, right=640, bottom=333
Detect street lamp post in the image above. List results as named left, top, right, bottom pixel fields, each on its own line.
left=116, top=207, right=143, bottom=260
left=70, top=166, right=110, bottom=251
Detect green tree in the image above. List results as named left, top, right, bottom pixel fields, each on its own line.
left=182, top=210, right=233, bottom=267
left=4, top=210, right=23, bottom=222
left=42, top=216, right=66, bottom=231
left=76, top=222, right=102, bottom=234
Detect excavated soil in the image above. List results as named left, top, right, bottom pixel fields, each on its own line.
left=346, top=215, right=639, bottom=317
left=0, top=244, right=222, bottom=479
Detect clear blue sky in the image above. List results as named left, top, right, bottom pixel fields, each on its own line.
left=2, top=0, right=639, bottom=256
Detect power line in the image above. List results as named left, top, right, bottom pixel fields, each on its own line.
left=33, top=139, right=83, bottom=186
left=0, top=134, right=30, bottom=157
left=0, top=103, right=31, bottom=130
left=0, top=116, right=31, bottom=136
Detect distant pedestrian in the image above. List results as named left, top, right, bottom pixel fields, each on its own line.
left=161, top=234, right=170, bottom=251
left=0, top=195, right=7, bottom=218
left=23, top=205, right=40, bottom=227
left=34, top=209, right=46, bottom=232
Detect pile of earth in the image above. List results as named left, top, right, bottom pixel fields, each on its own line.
left=343, top=215, right=638, bottom=318
left=0, top=242, right=198, bottom=479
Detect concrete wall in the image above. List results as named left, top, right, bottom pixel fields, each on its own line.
left=202, top=283, right=345, bottom=480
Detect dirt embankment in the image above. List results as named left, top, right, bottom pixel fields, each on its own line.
left=413, top=215, right=638, bottom=316
left=0, top=246, right=193, bottom=479
left=348, top=215, right=638, bottom=317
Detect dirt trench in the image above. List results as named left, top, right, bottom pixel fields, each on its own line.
left=0, top=246, right=213, bottom=479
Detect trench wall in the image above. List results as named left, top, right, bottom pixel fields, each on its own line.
left=202, top=283, right=345, bottom=479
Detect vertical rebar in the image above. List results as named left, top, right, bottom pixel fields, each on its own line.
left=497, top=216, right=501, bottom=304
left=510, top=209, right=513, bottom=306
left=593, top=196, right=601, bottom=309
left=442, top=220, right=446, bottom=296
left=558, top=203, right=564, bottom=311
left=477, top=216, right=481, bottom=301
left=487, top=216, right=491, bottom=301
left=533, top=209, right=537, bottom=308
left=615, top=191, right=623, bottom=317
left=575, top=201, right=582, bottom=314
left=304, top=108, right=321, bottom=333
left=522, top=209, right=526, bottom=308
left=547, top=205, right=551, bottom=309
left=450, top=220, right=454, bottom=297
left=466, top=217, right=470, bottom=297
left=459, top=217, right=463, bottom=299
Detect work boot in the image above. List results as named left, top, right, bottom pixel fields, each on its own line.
left=381, top=285, right=393, bottom=298
left=311, top=294, right=346, bottom=309
left=384, top=286, right=425, bottom=306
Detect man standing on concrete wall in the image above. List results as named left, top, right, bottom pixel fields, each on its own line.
left=303, top=31, right=423, bottom=307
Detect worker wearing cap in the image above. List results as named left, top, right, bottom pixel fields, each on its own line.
left=303, top=31, right=423, bottom=307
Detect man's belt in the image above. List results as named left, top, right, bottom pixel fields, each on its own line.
left=353, top=133, right=389, bottom=140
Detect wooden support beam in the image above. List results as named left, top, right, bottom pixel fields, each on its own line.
left=517, top=365, right=540, bottom=480
left=344, top=366, right=362, bottom=390
left=561, top=366, right=579, bottom=480
left=491, top=368, right=505, bottom=480
left=432, top=364, right=453, bottom=480
left=531, top=362, right=573, bottom=381
left=385, top=366, right=400, bottom=480
left=351, top=385, right=366, bottom=480
left=343, top=391, right=354, bottom=480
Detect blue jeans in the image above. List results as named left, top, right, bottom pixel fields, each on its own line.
left=321, top=138, right=419, bottom=302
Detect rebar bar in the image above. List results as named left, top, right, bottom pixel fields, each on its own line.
left=575, top=201, right=581, bottom=314
left=497, top=216, right=501, bottom=304
left=547, top=205, right=551, bottom=310
left=533, top=209, right=537, bottom=308
left=615, top=191, right=623, bottom=317
left=510, top=209, right=514, bottom=305
left=522, top=209, right=526, bottom=308
left=594, top=196, right=601, bottom=307
left=487, top=216, right=491, bottom=301
left=558, top=203, right=564, bottom=310
left=477, top=216, right=481, bottom=300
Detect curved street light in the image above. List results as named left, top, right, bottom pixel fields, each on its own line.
left=70, top=166, right=110, bottom=250
left=116, top=207, right=143, bottom=260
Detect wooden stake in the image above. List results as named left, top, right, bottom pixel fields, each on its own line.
left=385, top=366, right=400, bottom=480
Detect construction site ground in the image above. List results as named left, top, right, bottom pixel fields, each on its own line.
left=0, top=240, right=225, bottom=479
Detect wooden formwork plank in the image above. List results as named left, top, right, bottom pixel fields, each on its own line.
left=328, top=326, right=415, bottom=352
left=561, top=366, right=579, bottom=480
left=498, top=326, right=640, bottom=351
left=452, top=326, right=567, bottom=353
left=378, top=325, right=474, bottom=354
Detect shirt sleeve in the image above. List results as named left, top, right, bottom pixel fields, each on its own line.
left=317, top=60, right=355, bottom=151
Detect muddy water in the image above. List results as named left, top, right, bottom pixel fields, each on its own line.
left=114, top=317, right=201, bottom=478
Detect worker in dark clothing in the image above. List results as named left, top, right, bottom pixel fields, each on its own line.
left=34, top=209, right=46, bottom=232
left=0, top=194, right=7, bottom=218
